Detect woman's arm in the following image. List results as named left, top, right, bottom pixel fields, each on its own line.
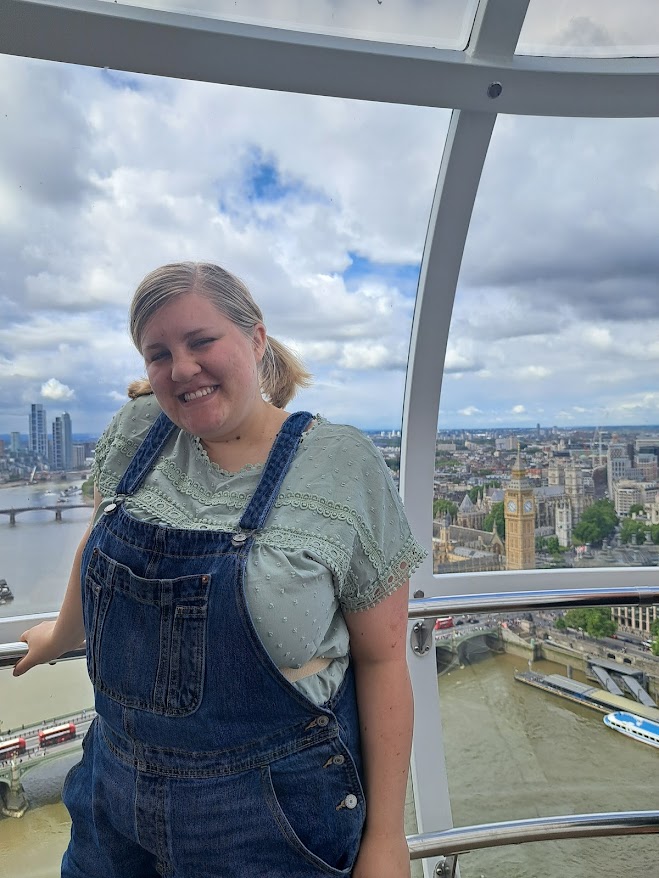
left=344, top=582, right=413, bottom=878
left=13, top=488, right=102, bottom=677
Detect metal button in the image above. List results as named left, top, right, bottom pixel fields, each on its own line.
left=316, top=716, right=329, bottom=727
left=231, top=533, right=248, bottom=546
left=344, top=794, right=358, bottom=810
left=333, top=755, right=345, bottom=765
left=103, top=503, right=117, bottom=515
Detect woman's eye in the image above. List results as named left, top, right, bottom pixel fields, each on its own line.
left=192, top=338, right=214, bottom=348
left=149, top=350, right=170, bottom=362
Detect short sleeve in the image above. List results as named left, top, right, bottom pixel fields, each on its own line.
left=335, top=430, right=427, bottom=613
left=91, top=395, right=161, bottom=497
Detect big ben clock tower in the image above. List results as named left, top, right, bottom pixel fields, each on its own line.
left=504, top=447, right=536, bottom=570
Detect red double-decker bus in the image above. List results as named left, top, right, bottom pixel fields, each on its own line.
left=38, top=723, right=76, bottom=748
left=0, top=737, right=27, bottom=760
left=434, top=616, right=454, bottom=630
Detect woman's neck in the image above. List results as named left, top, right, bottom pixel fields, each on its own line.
left=200, top=403, right=289, bottom=473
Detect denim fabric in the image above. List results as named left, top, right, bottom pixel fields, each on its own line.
left=62, top=411, right=366, bottom=877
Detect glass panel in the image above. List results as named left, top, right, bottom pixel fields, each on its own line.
left=0, top=659, right=93, bottom=876
left=90, top=0, right=480, bottom=49
left=0, top=50, right=447, bottom=871
left=518, top=0, right=659, bottom=58
left=435, top=115, right=659, bottom=579
left=437, top=606, right=659, bottom=876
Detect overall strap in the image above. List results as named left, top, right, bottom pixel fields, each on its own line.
left=114, top=411, right=178, bottom=497
left=238, top=411, right=314, bottom=533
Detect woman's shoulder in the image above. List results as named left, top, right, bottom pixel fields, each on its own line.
left=94, top=394, right=164, bottom=477
left=306, top=416, right=380, bottom=455
left=305, top=416, right=393, bottom=475
left=107, top=393, right=163, bottom=438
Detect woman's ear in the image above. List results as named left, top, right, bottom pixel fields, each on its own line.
left=252, top=323, right=268, bottom=362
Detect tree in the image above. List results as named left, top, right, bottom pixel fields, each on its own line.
left=562, top=608, right=616, bottom=638
left=537, top=536, right=562, bottom=555
left=484, top=502, right=505, bottom=538
left=572, top=500, right=618, bottom=547
left=468, top=486, right=481, bottom=504
left=620, top=518, right=648, bottom=545
left=433, top=499, right=458, bottom=520
left=554, top=616, right=567, bottom=630
left=628, top=503, right=645, bottom=516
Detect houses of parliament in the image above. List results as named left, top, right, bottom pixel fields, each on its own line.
left=433, top=447, right=537, bottom=574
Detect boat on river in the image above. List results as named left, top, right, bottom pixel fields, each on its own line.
left=603, top=711, right=659, bottom=749
left=0, top=580, right=13, bottom=605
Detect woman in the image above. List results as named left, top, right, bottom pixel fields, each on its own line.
left=14, top=262, right=426, bottom=878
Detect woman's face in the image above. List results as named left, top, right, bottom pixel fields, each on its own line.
left=141, top=290, right=267, bottom=441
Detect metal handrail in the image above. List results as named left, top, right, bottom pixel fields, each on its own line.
left=0, top=641, right=85, bottom=671
left=1, top=583, right=658, bottom=669
left=406, top=810, right=659, bottom=859
left=408, top=584, right=659, bottom=619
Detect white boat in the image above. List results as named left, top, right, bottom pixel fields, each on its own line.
left=603, top=712, right=659, bottom=749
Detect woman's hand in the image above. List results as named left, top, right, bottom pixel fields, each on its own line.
left=12, top=621, right=70, bottom=677
left=352, top=828, right=411, bottom=878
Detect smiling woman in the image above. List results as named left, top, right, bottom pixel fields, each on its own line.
left=14, top=260, right=426, bottom=878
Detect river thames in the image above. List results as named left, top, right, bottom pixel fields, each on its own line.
left=0, top=482, right=657, bottom=877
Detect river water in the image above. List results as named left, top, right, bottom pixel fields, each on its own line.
left=1, top=483, right=657, bottom=877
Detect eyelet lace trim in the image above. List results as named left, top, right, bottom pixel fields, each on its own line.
left=93, top=412, right=428, bottom=611
left=340, top=535, right=427, bottom=612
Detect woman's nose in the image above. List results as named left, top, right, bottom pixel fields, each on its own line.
left=170, top=351, right=201, bottom=382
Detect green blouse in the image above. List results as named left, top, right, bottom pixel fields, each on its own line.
left=91, top=395, right=426, bottom=704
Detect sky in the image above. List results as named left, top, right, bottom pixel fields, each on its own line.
left=1, top=1, right=659, bottom=437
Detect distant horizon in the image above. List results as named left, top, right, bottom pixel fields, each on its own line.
left=3, top=423, right=659, bottom=445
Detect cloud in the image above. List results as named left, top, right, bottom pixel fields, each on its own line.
left=2, top=48, right=659, bottom=433
left=41, top=378, right=75, bottom=401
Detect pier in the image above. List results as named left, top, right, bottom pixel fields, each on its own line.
left=514, top=670, right=659, bottom=722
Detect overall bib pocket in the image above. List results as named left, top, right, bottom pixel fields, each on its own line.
left=84, top=549, right=210, bottom=716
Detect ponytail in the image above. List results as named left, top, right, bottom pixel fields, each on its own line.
left=260, top=336, right=312, bottom=409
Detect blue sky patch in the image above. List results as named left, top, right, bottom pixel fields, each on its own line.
left=343, top=253, right=420, bottom=298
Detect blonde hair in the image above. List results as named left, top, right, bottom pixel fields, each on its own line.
left=128, top=262, right=311, bottom=408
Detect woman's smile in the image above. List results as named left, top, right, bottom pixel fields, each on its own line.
left=180, top=385, right=219, bottom=403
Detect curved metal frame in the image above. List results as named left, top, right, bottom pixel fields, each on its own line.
left=2, top=2, right=659, bottom=876
left=1, top=0, right=658, bottom=116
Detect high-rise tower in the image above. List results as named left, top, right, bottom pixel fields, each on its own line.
left=52, top=412, right=73, bottom=470
left=29, top=403, right=48, bottom=458
left=504, top=448, right=536, bottom=570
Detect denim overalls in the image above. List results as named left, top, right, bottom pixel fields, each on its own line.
left=61, top=411, right=366, bottom=878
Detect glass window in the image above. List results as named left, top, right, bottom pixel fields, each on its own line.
left=91, top=0, right=481, bottom=49
left=0, top=50, right=447, bottom=872
left=438, top=620, right=659, bottom=876
left=519, top=0, right=659, bottom=57
left=436, top=114, right=659, bottom=576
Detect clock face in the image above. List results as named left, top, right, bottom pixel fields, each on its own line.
left=507, top=500, right=517, bottom=513
left=524, top=500, right=533, bottom=513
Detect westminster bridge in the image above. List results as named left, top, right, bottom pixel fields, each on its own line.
left=433, top=624, right=502, bottom=672
left=0, top=709, right=95, bottom=817
left=0, top=505, right=91, bottom=526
